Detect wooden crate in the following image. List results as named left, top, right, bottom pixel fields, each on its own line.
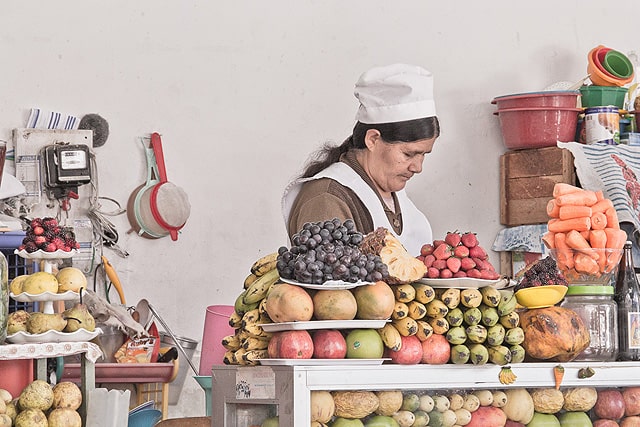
left=500, top=146, right=575, bottom=226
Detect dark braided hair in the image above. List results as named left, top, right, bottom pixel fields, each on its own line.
left=300, top=116, right=440, bottom=178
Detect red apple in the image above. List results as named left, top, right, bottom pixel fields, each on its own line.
left=420, top=334, right=450, bottom=364
left=594, top=421, right=620, bottom=427
left=595, top=389, right=626, bottom=421
left=388, top=335, right=423, bottom=365
left=312, top=329, right=347, bottom=359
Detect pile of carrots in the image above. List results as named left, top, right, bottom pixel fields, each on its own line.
left=543, top=183, right=627, bottom=280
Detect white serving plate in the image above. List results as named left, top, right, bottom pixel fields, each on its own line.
left=418, top=277, right=514, bottom=289
left=6, top=327, right=102, bottom=344
left=14, top=249, right=78, bottom=260
left=280, top=277, right=374, bottom=290
left=259, top=358, right=389, bottom=366
left=10, top=290, right=80, bottom=303
left=261, top=319, right=388, bottom=332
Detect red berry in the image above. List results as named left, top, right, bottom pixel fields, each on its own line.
left=32, top=226, right=44, bottom=236
left=461, top=232, right=478, bottom=248
left=444, top=231, right=462, bottom=247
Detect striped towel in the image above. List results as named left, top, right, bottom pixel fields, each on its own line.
left=558, top=141, right=640, bottom=234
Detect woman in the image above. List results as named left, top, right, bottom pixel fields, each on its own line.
left=282, top=63, right=440, bottom=256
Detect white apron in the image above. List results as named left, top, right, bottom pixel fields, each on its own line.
left=282, top=162, right=432, bottom=256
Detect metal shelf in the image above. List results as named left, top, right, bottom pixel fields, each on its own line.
left=212, top=362, right=640, bottom=427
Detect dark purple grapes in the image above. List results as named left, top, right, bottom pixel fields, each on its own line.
left=276, top=218, right=389, bottom=284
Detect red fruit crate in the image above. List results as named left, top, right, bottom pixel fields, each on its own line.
left=500, top=146, right=576, bottom=226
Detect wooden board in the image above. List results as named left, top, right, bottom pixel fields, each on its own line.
left=500, top=146, right=576, bottom=226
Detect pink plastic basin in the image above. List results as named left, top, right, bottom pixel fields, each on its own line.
left=492, top=91, right=580, bottom=110
left=495, top=107, right=581, bottom=150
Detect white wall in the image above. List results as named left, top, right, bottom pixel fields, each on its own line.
left=2, top=0, right=639, bottom=417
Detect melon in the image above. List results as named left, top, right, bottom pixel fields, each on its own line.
left=312, top=289, right=357, bottom=320
left=56, top=267, right=87, bottom=293
left=311, top=390, right=335, bottom=423
left=264, top=283, right=314, bottom=322
left=352, top=281, right=395, bottom=320
left=21, top=272, right=58, bottom=295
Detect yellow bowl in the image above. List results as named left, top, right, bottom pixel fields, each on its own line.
left=515, top=285, right=568, bottom=309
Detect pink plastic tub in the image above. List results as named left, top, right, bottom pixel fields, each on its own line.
left=199, top=305, right=235, bottom=375
left=494, top=107, right=581, bottom=150
left=492, top=91, right=580, bottom=110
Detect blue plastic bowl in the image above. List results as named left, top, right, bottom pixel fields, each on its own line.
left=128, top=409, right=163, bottom=427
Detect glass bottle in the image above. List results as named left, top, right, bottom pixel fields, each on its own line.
left=615, top=241, right=640, bottom=360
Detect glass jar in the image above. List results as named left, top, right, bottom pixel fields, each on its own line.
left=561, top=285, right=618, bottom=361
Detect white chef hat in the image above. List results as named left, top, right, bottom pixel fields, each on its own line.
left=354, top=63, right=437, bottom=124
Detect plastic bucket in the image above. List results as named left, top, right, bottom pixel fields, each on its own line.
left=199, top=305, right=235, bottom=375
left=585, top=106, right=620, bottom=145
left=160, top=332, right=198, bottom=405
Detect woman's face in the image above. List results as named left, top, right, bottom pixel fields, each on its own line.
left=365, top=130, right=437, bottom=194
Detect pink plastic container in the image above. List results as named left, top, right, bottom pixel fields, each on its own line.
left=492, top=91, right=580, bottom=110
left=0, top=359, right=33, bottom=398
left=199, top=305, right=235, bottom=375
left=494, top=107, right=581, bottom=150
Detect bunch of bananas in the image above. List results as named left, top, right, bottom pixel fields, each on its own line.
left=441, top=286, right=524, bottom=366
left=222, top=252, right=281, bottom=365
left=377, top=282, right=438, bottom=351
left=378, top=282, right=525, bottom=366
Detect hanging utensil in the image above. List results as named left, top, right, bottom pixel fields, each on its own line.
left=101, top=255, right=126, bottom=305
left=142, top=299, right=199, bottom=375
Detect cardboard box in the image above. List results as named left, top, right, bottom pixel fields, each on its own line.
left=500, top=146, right=575, bottom=226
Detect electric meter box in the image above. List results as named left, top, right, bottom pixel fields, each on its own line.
left=43, top=144, right=92, bottom=188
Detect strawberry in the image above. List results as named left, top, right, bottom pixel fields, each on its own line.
left=466, top=268, right=482, bottom=278
left=461, top=232, right=478, bottom=248
left=420, top=243, right=435, bottom=256
left=460, top=257, right=476, bottom=271
left=472, top=257, right=488, bottom=270
left=43, top=242, right=57, bottom=252
left=480, top=269, right=500, bottom=280
left=30, top=218, right=43, bottom=229
left=446, top=257, right=462, bottom=274
left=427, top=267, right=440, bottom=278
left=433, top=243, right=453, bottom=260
left=453, top=270, right=467, bottom=278
left=423, top=254, right=436, bottom=268
left=433, top=239, right=446, bottom=248
left=432, top=259, right=448, bottom=270
left=469, top=245, right=488, bottom=260
left=34, top=235, right=47, bottom=246
left=42, top=217, right=59, bottom=230
left=444, top=231, right=462, bottom=247
left=439, top=268, right=453, bottom=278
left=32, top=226, right=45, bottom=236
left=453, top=245, right=469, bottom=258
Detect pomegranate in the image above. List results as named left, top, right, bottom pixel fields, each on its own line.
left=312, top=330, right=347, bottom=359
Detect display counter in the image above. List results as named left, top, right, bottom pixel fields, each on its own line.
left=0, top=341, right=102, bottom=422
left=211, top=362, right=640, bottom=427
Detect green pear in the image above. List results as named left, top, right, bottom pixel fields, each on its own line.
left=26, top=313, right=67, bottom=334
left=7, top=310, right=30, bottom=335
left=63, top=303, right=95, bottom=332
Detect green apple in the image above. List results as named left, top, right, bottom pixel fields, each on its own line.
left=527, top=412, right=560, bottom=427
left=345, top=329, right=384, bottom=359
left=558, top=411, right=592, bottom=427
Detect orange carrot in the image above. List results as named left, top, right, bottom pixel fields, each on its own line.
left=566, top=230, right=598, bottom=259
left=604, top=227, right=627, bottom=250
left=595, top=190, right=604, bottom=201
left=555, top=190, right=599, bottom=206
left=605, top=207, right=620, bottom=229
left=554, top=232, right=574, bottom=270
left=553, top=183, right=583, bottom=198
left=590, top=212, right=607, bottom=230
left=604, top=227, right=628, bottom=272
left=574, top=252, right=600, bottom=275
left=590, top=198, right=614, bottom=214
left=580, top=230, right=591, bottom=240
left=547, top=217, right=591, bottom=233
left=547, top=199, right=560, bottom=218
left=589, top=229, right=607, bottom=272
left=542, top=232, right=556, bottom=250
left=554, top=365, right=565, bottom=390
left=559, top=205, right=592, bottom=220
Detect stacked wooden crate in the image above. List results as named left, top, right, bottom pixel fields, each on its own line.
left=499, top=146, right=576, bottom=276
